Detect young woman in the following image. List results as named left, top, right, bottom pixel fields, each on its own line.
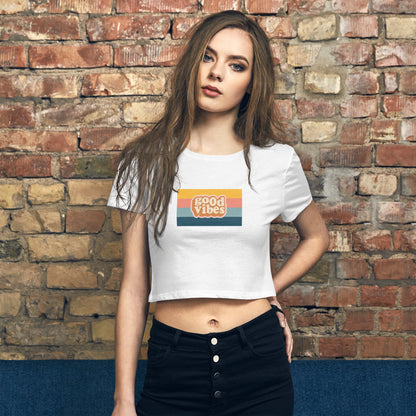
left=108, top=10, right=329, bottom=416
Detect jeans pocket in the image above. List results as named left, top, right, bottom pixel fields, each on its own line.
left=245, top=323, right=286, bottom=359
left=147, top=341, right=172, bottom=368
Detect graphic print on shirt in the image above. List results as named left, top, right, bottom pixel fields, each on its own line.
left=177, top=189, right=242, bottom=226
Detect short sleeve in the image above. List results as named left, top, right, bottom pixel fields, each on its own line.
left=107, top=161, right=141, bottom=212
left=280, top=149, right=313, bottom=223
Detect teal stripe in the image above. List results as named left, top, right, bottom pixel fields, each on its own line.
left=177, top=217, right=242, bottom=226
left=177, top=207, right=242, bottom=218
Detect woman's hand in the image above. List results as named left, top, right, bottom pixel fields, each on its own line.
left=268, top=296, right=292, bottom=363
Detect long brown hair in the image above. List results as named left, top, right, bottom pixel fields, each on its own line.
left=115, top=10, right=284, bottom=244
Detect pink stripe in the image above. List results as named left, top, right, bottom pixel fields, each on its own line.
left=177, top=198, right=242, bottom=208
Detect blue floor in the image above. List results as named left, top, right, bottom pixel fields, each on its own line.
left=0, top=360, right=415, bottom=415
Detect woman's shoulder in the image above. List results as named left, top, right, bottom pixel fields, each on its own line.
left=250, top=141, right=295, bottom=160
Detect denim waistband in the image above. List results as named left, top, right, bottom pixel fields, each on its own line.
left=150, top=304, right=280, bottom=350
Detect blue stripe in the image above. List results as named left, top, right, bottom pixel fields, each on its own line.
left=177, top=217, right=242, bottom=226
left=177, top=207, right=242, bottom=218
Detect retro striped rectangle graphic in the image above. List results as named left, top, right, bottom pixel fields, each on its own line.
left=177, top=189, right=242, bottom=226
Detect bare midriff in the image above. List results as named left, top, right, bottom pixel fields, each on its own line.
left=154, top=297, right=272, bottom=334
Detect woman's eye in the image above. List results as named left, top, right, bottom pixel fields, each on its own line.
left=203, top=53, right=213, bottom=62
left=231, top=63, right=245, bottom=72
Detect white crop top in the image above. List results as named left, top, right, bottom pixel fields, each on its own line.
left=107, top=143, right=312, bottom=302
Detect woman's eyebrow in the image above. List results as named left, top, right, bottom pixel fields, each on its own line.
left=205, top=45, right=250, bottom=66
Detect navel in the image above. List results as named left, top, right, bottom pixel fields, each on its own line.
left=208, top=318, right=219, bottom=327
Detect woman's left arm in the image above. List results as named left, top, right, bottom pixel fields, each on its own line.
left=273, top=200, right=329, bottom=295
left=269, top=200, right=329, bottom=362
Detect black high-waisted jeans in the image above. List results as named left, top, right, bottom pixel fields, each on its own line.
left=136, top=305, right=294, bottom=416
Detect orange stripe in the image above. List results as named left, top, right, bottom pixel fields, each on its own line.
left=177, top=197, right=242, bottom=208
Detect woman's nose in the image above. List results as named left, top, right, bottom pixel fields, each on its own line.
left=209, top=64, right=223, bottom=81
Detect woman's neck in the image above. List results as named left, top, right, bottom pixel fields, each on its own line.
left=189, top=110, right=244, bottom=155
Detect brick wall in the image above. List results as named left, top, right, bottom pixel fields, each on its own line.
left=0, top=0, right=415, bottom=360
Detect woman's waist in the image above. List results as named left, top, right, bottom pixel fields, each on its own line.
left=154, top=297, right=272, bottom=334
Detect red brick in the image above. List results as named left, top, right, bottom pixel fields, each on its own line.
left=274, top=100, right=293, bottom=121
left=340, top=96, right=378, bottom=118
left=80, top=127, right=141, bottom=151
left=377, top=201, right=416, bottom=223
left=66, top=209, right=106, bottom=233
left=408, top=337, right=416, bottom=358
left=318, top=202, right=371, bottom=224
left=332, top=0, right=369, bottom=12
left=382, top=96, right=416, bottom=118
left=402, top=120, right=416, bottom=142
left=257, top=17, right=296, bottom=39
left=376, top=144, right=416, bottom=167
left=384, top=72, right=398, bottom=93
left=374, top=258, right=415, bottom=280
left=87, top=15, right=170, bottom=41
left=340, top=15, right=378, bottom=38
left=376, top=43, right=416, bottom=67
left=114, top=44, right=184, bottom=67
left=320, top=146, right=371, bottom=167
left=353, top=230, right=391, bottom=251
left=402, top=174, right=416, bottom=196
left=370, top=120, right=399, bottom=142
left=399, top=71, right=416, bottom=94
left=319, top=337, right=357, bottom=358
left=29, top=45, right=111, bottom=69
left=331, top=43, right=371, bottom=66
left=339, top=177, right=357, bottom=196
left=296, top=98, right=336, bottom=119
left=297, top=311, right=335, bottom=327
left=316, top=287, right=358, bottom=307
left=0, top=74, right=79, bottom=98
left=0, top=45, right=26, bottom=67
left=117, top=0, right=197, bottom=13
left=278, top=285, right=315, bottom=307
left=299, top=153, right=312, bottom=170
left=336, top=258, right=369, bottom=280
left=360, top=285, right=397, bottom=307
left=346, top=72, right=380, bottom=95
left=394, top=230, right=416, bottom=252
left=361, top=337, right=404, bottom=358
left=271, top=232, right=300, bottom=255
left=82, top=73, right=165, bottom=97
left=0, top=155, right=51, bottom=178
left=0, top=130, right=77, bottom=152
left=39, top=102, right=120, bottom=127
left=0, top=15, right=80, bottom=40
left=402, top=286, right=416, bottom=307
left=379, top=310, right=416, bottom=331
left=373, top=0, right=416, bottom=13
left=340, top=122, right=368, bottom=145
left=32, top=0, right=113, bottom=13
left=246, top=0, right=285, bottom=13
left=171, top=17, right=202, bottom=40
left=288, top=0, right=326, bottom=14
left=343, top=309, right=375, bottom=331
left=201, top=0, right=241, bottom=13
left=0, top=104, right=35, bottom=128
left=270, top=42, right=283, bottom=65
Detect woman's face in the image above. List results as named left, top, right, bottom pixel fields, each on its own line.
left=196, top=28, right=253, bottom=116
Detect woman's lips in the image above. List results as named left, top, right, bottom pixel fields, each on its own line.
left=202, top=86, right=221, bottom=97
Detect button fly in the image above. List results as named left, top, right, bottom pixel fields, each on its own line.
left=213, top=371, right=220, bottom=379
left=213, top=354, right=219, bottom=363
left=211, top=337, right=218, bottom=345
left=214, top=390, right=222, bottom=399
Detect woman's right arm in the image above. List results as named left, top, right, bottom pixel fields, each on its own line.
left=112, top=210, right=150, bottom=416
